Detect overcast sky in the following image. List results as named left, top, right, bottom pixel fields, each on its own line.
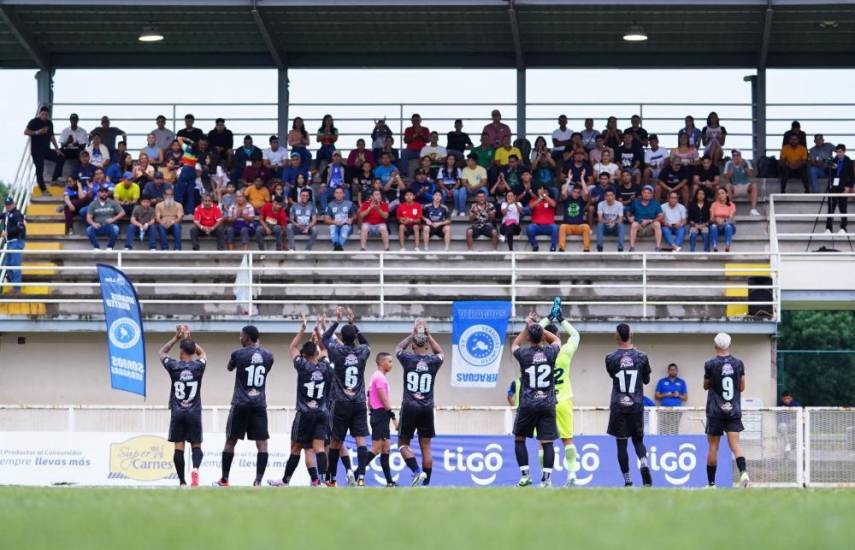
left=1, top=68, right=854, bottom=183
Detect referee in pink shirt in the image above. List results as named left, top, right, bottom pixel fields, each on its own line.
left=361, top=352, right=398, bottom=486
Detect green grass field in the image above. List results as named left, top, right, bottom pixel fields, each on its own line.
left=1, top=487, right=853, bottom=550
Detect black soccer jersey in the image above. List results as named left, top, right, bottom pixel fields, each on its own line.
left=513, top=344, right=560, bottom=409
left=326, top=342, right=370, bottom=403
left=294, top=356, right=334, bottom=413
left=605, top=348, right=651, bottom=413
left=397, top=350, right=443, bottom=408
left=162, top=356, right=206, bottom=413
left=227, top=346, right=275, bottom=407
left=704, top=355, right=745, bottom=420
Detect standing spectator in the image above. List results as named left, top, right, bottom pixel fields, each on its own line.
left=262, top=135, right=288, bottom=180
left=615, top=131, right=644, bottom=185
left=687, top=188, right=712, bottom=252
left=140, top=133, right=164, bottom=167
left=709, top=187, right=737, bottom=252
left=85, top=186, right=124, bottom=250
left=557, top=183, right=591, bottom=252
left=420, top=132, right=447, bottom=171
left=692, top=156, right=721, bottom=199
left=494, top=134, right=523, bottom=168
left=155, top=186, right=184, bottom=250
left=124, top=194, right=158, bottom=251
left=782, top=120, right=807, bottom=147
left=678, top=115, right=702, bottom=148
left=245, top=177, right=271, bottom=211
left=446, top=119, right=473, bottom=163
left=176, top=114, right=204, bottom=144
left=231, top=135, right=263, bottom=182
left=58, top=113, right=89, bottom=172
left=627, top=185, right=663, bottom=252
left=825, top=144, right=853, bottom=235
left=551, top=115, right=574, bottom=163
left=207, top=118, right=234, bottom=168
left=24, top=106, right=64, bottom=192
left=456, top=154, right=489, bottom=217
left=256, top=196, right=288, bottom=251
left=396, top=190, right=423, bottom=251
left=470, top=131, right=495, bottom=171
left=225, top=189, right=256, bottom=251
left=777, top=390, right=802, bottom=454
left=151, top=115, right=176, bottom=151
left=174, top=137, right=199, bottom=217
left=602, top=117, right=622, bottom=152
left=655, top=363, right=688, bottom=434
left=358, top=189, right=390, bottom=251
left=499, top=190, right=524, bottom=251
left=580, top=118, right=600, bottom=151
left=701, top=112, right=727, bottom=166
left=643, top=135, right=670, bottom=185
left=324, top=187, right=355, bottom=251
left=346, top=139, right=375, bottom=182
left=779, top=134, right=810, bottom=193
left=624, top=115, right=649, bottom=148
left=466, top=190, right=498, bottom=251
left=661, top=191, right=688, bottom=252
left=724, top=150, right=760, bottom=216
left=527, top=186, right=558, bottom=252
left=593, top=149, right=620, bottom=183
left=113, top=177, right=140, bottom=219
left=808, top=134, right=835, bottom=193
left=596, top=189, right=625, bottom=252
left=190, top=193, right=225, bottom=251
left=90, top=116, right=126, bottom=156
left=421, top=191, right=451, bottom=252
left=371, top=118, right=393, bottom=160
left=402, top=114, right=430, bottom=178
left=287, top=188, right=318, bottom=251
left=1, top=196, right=26, bottom=293
left=483, top=109, right=512, bottom=148
left=287, top=117, right=312, bottom=169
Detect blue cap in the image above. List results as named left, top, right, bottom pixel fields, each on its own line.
left=4, top=196, right=14, bottom=205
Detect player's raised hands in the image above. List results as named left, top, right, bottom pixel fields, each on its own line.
left=335, top=306, right=345, bottom=322
left=299, top=313, right=308, bottom=332
left=346, top=307, right=355, bottom=324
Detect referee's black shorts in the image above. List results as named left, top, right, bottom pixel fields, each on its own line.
left=370, top=408, right=391, bottom=441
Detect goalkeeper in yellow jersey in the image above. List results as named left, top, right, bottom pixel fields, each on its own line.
left=540, top=297, right=580, bottom=487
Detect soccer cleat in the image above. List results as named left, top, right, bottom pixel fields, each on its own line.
left=386, top=482, right=399, bottom=488
left=346, top=470, right=357, bottom=487
left=640, top=466, right=653, bottom=487
left=564, top=476, right=577, bottom=488
left=411, top=471, right=427, bottom=487
left=516, top=474, right=533, bottom=487
left=540, top=478, right=552, bottom=488
left=311, top=479, right=322, bottom=487
left=550, top=296, right=562, bottom=321
left=326, top=480, right=337, bottom=488
left=740, top=471, right=751, bottom=488
left=212, top=479, right=230, bottom=488
left=624, top=481, right=633, bottom=487
left=357, top=477, right=365, bottom=487
left=190, top=470, right=199, bottom=488
left=267, top=479, right=288, bottom=487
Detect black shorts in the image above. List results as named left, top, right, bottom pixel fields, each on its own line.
left=401, top=223, right=420, bottom=235
left=226, top=404, right=269, bottom=441
left=291, top=410, right=330, bottom=447
left=330, top=400, right=370, bottom=441
left=370, top=408, right=391, bottom=441
left=607, top=410, right=644, bottom=439
left=469, top=224, right=496, bottom=239
left=168, top=410, right=203, bottom=444
left=706, top=415, right=744, bottom=436
left=398, top=403, right=435, bottom=440
left=428, top=226, right=447, bottom=238
left=513, top=406, right=558, bottom=441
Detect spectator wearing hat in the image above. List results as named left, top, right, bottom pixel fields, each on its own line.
left=483, top=109, right=512, bottom=148
left=256, top=196, right=288, bottom=251
left=142, top=172, right=170, bottom=206
left=824, top=144, right=853, bottom=235
left=59, top=113, right=89, bottom=172
left=231, top=135, right=263, bottom=182
left=282, top=152, right=310, bottom=188
left=207, top=118, right=234, bottom=168
left=24, top=106, right=64, bottom=192
left=1, top=196, right=26, bottom=292
left=154, top=186, right=184, bottom=251
left=151, top=115, right=176, bottom=151
left=263, top=135, right=288, bottom=180
left=724, top=150, right=760, bottom=216
left=324, top=187, right=356, bottom=251
left=779, top=134, right=810, bottom=193
left=124, top=194, right=158, bottom=250
left=190, top=193, right=225, bottom=251
left=85, top=185, right=124, bottom=250
left=90, top=116, right=126, bottom=157
left=176, top=113, right=204, bottom=144
left=287, top=188, right=318, bottom=251
left=782, top=120, right=807, bottom=148
left=627, top=185, right=663, bottom=252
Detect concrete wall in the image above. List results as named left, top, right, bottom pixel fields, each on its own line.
left=0, top=331, right=775, bottom=408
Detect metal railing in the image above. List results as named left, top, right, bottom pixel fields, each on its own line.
left=0, top=136, right=37, bottom=286
left=769, top=193, right=855, bottom=253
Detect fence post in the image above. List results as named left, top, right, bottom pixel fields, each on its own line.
left=642, top=253, right=648, bottom=318
left=379, top=252, right=385, bottom=318
left=398, top=104, right=404, bottom=153
left=171, top=104, right=177, bottom=133
left=797, top=406, right=805, bottom=487
left=510, top=252, right=517, bottom=318
left=117, top=249, right=122, bottom=269
left=67, top=406, right=75, bottom=432
left=247, top=252, right=254, bottom=317
left=803, top=408, right=812, bottom=487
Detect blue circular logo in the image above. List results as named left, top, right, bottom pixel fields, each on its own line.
left=459, top=325, right=501, bottom=367
left=109, top=317, right=141, bottom=350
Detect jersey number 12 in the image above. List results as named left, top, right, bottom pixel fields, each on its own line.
left=525, top=364, right=552, bottom=389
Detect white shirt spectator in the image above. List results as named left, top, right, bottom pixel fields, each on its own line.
left=60, top=126, right=89, bottom=149
left=263, top=146, right=288, bottom=168
left=85, top=143, right=110, bottom=168
left=662, top=202, right=688, bottom=226
left=593, top=161, right=619, bottom=180
left=552, top=127, right=574, bottom=153
left=598, top=200, right=624, bottom=224
left=420, top=144, right=447, bottom=162
left=645, top=147, right=670, bottom=174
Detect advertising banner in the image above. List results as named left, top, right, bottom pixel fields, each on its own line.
left=97, top=264, right=146, bottom=397
left=451, top=301, right=512, bottom=388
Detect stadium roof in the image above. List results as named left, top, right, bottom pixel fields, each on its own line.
left=1, top=0, right=855, bottom=70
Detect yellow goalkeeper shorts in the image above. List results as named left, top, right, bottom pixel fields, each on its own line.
left=556, top=400, right=574, bottom=439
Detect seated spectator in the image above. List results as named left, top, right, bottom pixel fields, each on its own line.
left=558, top=183, right=591, bottom=252
left=373, top=152, right=398, bottom=188
left=58, top=114, right=88, bottom=176
left=596, top=188, right=625, bottom=252
left=673, top=133, right=700, bottom=168
left=436, top=154, right=461, bottom=201
left=782, top=120, right=807, bottom=147
left=709, top=187, right=737, bottom=252
left=155, top=186, right=184, bottom=251
left=531, top=142, right=558, bottom=194
left=190, top=193, right=225, bottom=251
left=321, top=152, right=349, bottom=211
left=808, top=134, right=835, bottom=192
left=287, top=188, right=318, bottom=251
left=245, top=177, right=271, bottom=211
left=105, top=152, right=133, bottom=184
left=379, top=135, right=400, bottom=168
left=456, top=154, right=489, bottom=217
left=91, top=116, right=126, bottom=157
left=224, top=189, right=255, bottom=251
left=616, top=131, right=644, bottom=185
left=499, top=190, right=524, bottom=251
left=381, top=170, right=406, bottom=212
left=627, top=185, right=663, bottom=252
left=409, top=170, right=436, bottom=205
left=527, top=187, right=558, bottom=252
left=85, top=186, right=124, bottom=250
left=85, top=133, right=110, bottom=169
left=402, top=114, right=430, bottom=178
left=589, top=134, right=612, bottom=165
left=140, top=133, right=164, bottom=167
left=580, top=118, right=599, bottom=151
left=687, top=187, right=711, bottom=253
left=358, top=189, right=390, bottom=251
left=531, top=136, right=552, bottom=165
left=421, top=191, right=451, bottom=251
left=661, top=191, right=688, bottom=252
left=162, top=139, right=183, bottom=184
left=62, top=173, right=92, bottom=236
left=151, top=115, right=175, bottom=151
left=220, top=181, right=237, bottom=212
left=511, top=169, right=537, bottom=205
left=593, top=149, right=619, bottom=183
left=270, top=180, right=286, bottom=204
left=693, top=156, right=721, bottom=198
left=420, top=132, right=447, bottom=170
left=656, top=156, right=690, bottom=205
left=502, top=155, right=523, bottom=191
left=142, top=171, right=169, bottom=206
left=109, top=141, right=130, bottom=170
left=133, top=153, right=156, bottom=184
left=551, top=115, right=573, bottom=163
left=231, top=135, right=263, bottom=182
left=624, top=115, right=649, bottom=148
left=176, top=113, right=204, bottom=144
left=643, top=134, right=669, bottom=185
left=113, top=177, right=140, bottom=219
left=724, top=150, right=760, bottom=216
left=490, top=170, right=513, bottom=203
left=701, top=112, right=727, bottom=166
left=470, top=132, right=495, bottom=171
left=565, top=149, right=593, bottom=186
left=825, top=144, right=852, bottom=235
left=371, top=118, right=393, bottom=160
left=89, top=168, right=114, bottom=199
left=352, top=161, right=375, bottom=204
left=125, top=194, right=158, bottom=251
left=467, top=190, right=498, bottom=251
left=678, top=115, right=702, bottom=148
left=616, top=170, right=640, bottom=208
left=287, top=117, right=312, bottom=169
left=207, top=118, right=234, bottom=168
left=242, top=158, right=270, bottom=187
left=395, top=190, right=422, bottom=251
left=263, top=135, right=288, bottom=180
left=256, top=196, right=288, bottom=251
left=446, top=119, right=473, bottom=163
left=346, top=139, right=375, bottom=181
left=483, top=109, right=512, bottom=148
left=282, top=153, right=310, bottom=188
left=324, top=187, right=355, bottom=251
left=587, top=172, right=611, bottom=226
left=602, top=117, right=622, bottom=152
left=493, top=134, right=522, bottom=168
left=418, top=155, right=437, bottom=180
left=779, top=134, right=810, bottom=193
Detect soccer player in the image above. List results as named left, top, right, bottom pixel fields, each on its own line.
left=159, top=324, right=207, bottom=487
left=396, top=320, right=444, bottom=486
left=605, top=323, right=653, bottom=487
left=215, top=325, right=274, bottom=487
left=322, top=307, right=372, bottom=487
left=365, top=351, right=399, bottom=486
left=511, top=312, right=562, bottom=487
left=704, top=332, right=750, bottom=488
left=539, top=298, right=581, bottom=486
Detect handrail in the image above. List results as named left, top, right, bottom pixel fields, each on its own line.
left=0, top=137, right=37, bottom=287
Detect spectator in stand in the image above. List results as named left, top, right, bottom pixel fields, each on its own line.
left=283, top=153, right=310, bottom=188
left=155, top=186, right=184, bottom=251
left=558, top=183, right=591, bottom=252
left=661, top=190, right=688, bottom=252
left=627, top=185, right=663, bottom=252
left=109, top=141, right=130, bottom=168
left=231, top=135, right=263, bottom=182
left=422, top=191, right=452, bottom=251
left=456, top=154, right=489, bottom=217
left=241, top=158, right=270, bottom=187
left=678, top=115, right=702, bottom=148
left=602, top=117, right=622, bottom=152
left=113, top=177, right=140, bottom=219
left=397, top=190, right=423, bottom=251
left=615, top=131, right=644, bottom=185
left=420, top=132, right=447, bottom=171
left=1, top=196, right=26, bottom=292
left=104, top=152, right=132, bottom=185
left=551, top=115, right=574, bottom=164
left=220, top=181, right=237, bottom=212
left=530, top=135, right=550, bottom=165
left=779, top=134, right=810, bottom=193
left=142, top=171, right=169, bottom=206
left=643, top=135, right=669, bottom=185
left=494, top=134, right=522, bottom=168
left=483, top=109, right=512, bottom=148
left=151, top=115, right=176, bottom=151
left=270, top=180, right=286, bottom=204
left=59, top=113, right=89, bottom=172
left=176, top=114, right=204, bottom=144
left=124, top=194, right=157, bottom=251
left=527, top=186, right=558, bottom=252
left=263, top=135, right=288, bottom=180
left=410, top=167, right=436, bottom=205
left=287, top=117, right=312, bottom=169
left=358, top=188, right=391, bottom=251
left=593, top=149, right=619, bottom=183
left=566, top=149, right=593, bottom=186
left=379, top=135, right=400, bottom=167
left=470, top=131, right=495, bottom=171
left=324, top=187, right=355, bottom=251
left=687, top=187, right=712, bottom=252
left=692, top=156, right=721, bottom=199
left=436, top=154, right=461, bottom=202
left=709, top=187, right=737, bottom=252
left=701, top=112, right=727, bottom=166
left=90, top=116, right=126, bottom=157
left=808, top=134, right=835, bottom=193
left=320, top=152, right=348, bottom=211
left=617, top=169, right=641, bottom=208
left=782, top=120, right=807, bottom=147
left=225, top=189, right=256, bottom=251
left=371, top=118, right=393, bottom=161
left=825, top=144, right=853, bottom=235
left=24, top=106, right=63, bottom=192
left=140, top=133, right=164, bottom=167
left=381, top=169, right=406, bottom=213
left=245, top=177, right=271, bottom=211
left=352, top=161, right=375, bottom=205
left=162, top=139, right=183, bottom=184
left=446, top=119, right=473, bottom=164
left=373, top=152, right=398, bottom=187
left=190, top=193, right=225, bottom=251
left=287, top=188, right=318, bottom=251
left=346, top=139, right=375, bottom=182
left=207, top=118, right=234, bottom=168
left=724, top=150, right=760, bottom=216
left=624, top=115, right=649, bottom=148
left=174, top=137, right=199, bottom=217
left=531, top=139, right=558, bottom=194
left=467, top=190, right=498, bottom=251
left=490, top=171, right=513, bottom=204
left=499, top=190, right=524, bottom=251
left=673, top=133, right=700, bottom=169
left=256, top=196, right=288, bottom=251
left=85, top=186, right=124, bottom=250
left=587, top=172, right=611, bottom=226
left=134, top=153, right=156, bottom=185
left=580, top=118, right=599, bottom=151
left=596, top=188, right=625, bottom=252
left=511, top=168, right=536, bottom=204
left=62, top=158, right=94, bottom=236
left=90, top=167, right=114, bottom=199
left=402, top=114, right=430, bottom=177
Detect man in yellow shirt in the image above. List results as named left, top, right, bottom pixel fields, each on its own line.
left=779, top=134, right=809, bottom=193
left=493, top=134, right=522, bottom=167
left=245, top=177, right=271, bottom=211
left=113, top=178, right=140, bottom=218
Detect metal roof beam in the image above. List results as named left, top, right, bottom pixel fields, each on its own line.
left=508, top=0, right=524, bottom=69
left=251, top=0, right=285, bottom=69
left=758, top=0, right=773, bottom=70
left=0, top=5, right=47, bottom=69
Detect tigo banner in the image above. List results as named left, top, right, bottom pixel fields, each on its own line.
left=97, top=264, right=146, bottom=397
left=451, top=301, right=511, bottom=388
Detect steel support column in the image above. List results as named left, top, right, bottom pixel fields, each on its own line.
left=278, top=67, right=289, bottom=141
left=35, top=69, right=54, bottom=110
left=516, top=68, right=526, bottom=141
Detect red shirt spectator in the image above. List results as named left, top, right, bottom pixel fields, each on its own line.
left=359, top=199, right=390, bottom=225
left=529, top=196, right=556, bottom=225
left=194, top=202, right=223, bottom=228
left=259, top=201, right=288, bottom=227
left=347, top=141, right=375, bottom=169
left=483, top=110, right=512, bottom=147
left=396, top=201, right=423, bottom=226
left=242, top=163, right=270, bottom=183
left=404, top=126, right=430, bottom=152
